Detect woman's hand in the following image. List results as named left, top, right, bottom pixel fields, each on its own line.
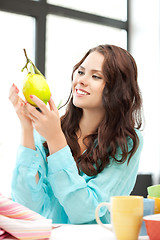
left=9, top=84, right=33, bottom=130
left=25, top=95, right=67, bottom=154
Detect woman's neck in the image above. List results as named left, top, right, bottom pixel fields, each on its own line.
left=78, top=108, right=105, bottom=138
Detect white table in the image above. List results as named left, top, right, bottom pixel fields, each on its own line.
left=51, top=224, right=150, bottom=240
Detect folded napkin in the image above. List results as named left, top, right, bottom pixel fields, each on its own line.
left=0, top=229, right=9, bottom=240
left=0, top=193, right=52, bottom=239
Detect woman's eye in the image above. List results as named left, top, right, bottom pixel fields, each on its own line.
left=92, top=75, right=102, bottom=79
left=78, top=70, right=84, bottom=75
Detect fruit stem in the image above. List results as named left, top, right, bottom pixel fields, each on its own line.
left=21, top=49, right=44, bottom=77
left=21, top=49, right=30, bottom=73
left=23, top=48, right=28, bottom=62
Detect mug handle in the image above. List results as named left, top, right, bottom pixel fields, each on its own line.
left=95, top=202, right=112, bottom=231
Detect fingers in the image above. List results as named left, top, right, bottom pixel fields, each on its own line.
left=9, top=83, right=18, bottom=92
left=29, top=95, right=48, bottom=114
left=15, top=101, right=24, bottom=114
left=25, top=102, right=42, bottom=121
left=9, top=83, right=19, bottom=97
left=9, top=84, right=20, bottom=107
left=48, top=98, right=58, bottom=112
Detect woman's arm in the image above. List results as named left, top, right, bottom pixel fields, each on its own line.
left=9, top=84, right=38, bottom=183
left=46, top=130, right=143, bottom=224
left=11, top=131, right=54, bottom=219
left=24, top=95, right=67, bottom=155
left=9, top=83, right=35, bottom=150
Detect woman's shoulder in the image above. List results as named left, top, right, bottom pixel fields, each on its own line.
left=124, top=128, right=143, bottom=155
left=135, top=128, right=143, bottom=139
left=135, top=128, right=143, bottom=148
left=126, top=128, right=143, bottom=155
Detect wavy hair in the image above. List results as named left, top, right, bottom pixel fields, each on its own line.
left=45, top=44, right=143, bottom=176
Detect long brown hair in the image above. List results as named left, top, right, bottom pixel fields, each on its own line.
left=45, top=44, right=143, bottom=176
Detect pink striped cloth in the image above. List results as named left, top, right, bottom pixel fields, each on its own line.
left=0, top=193, right=52, bottom=239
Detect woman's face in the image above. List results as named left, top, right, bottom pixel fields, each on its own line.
left=72, top=51, right=106, bottom=111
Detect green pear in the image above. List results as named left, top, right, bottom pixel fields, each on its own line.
left=21, top=49, right=51, bottom=107
left=22, top=73, right=51, bottom=107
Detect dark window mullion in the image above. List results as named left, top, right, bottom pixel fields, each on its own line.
left=47, top=4, right=127, bottom=30
left=0, top=0, right=44, bottom=17
left=35, top=14, right=46, bottom=76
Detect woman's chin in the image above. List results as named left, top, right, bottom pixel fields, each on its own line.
left=73, top=102, right=83, bottom=108
left=73, top=99, right=83, bottom=108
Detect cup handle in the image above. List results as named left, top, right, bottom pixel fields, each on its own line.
left=95, top=202, right=112, bottom=231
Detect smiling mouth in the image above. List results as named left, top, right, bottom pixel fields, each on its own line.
left=76, top=88, right=90, bottom=95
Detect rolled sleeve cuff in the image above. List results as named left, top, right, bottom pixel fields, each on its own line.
left=16, top=145, right=40, bottom=169
left=47, top=145, right=76, bottom=173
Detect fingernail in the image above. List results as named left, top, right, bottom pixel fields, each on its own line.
left=30, top=95, right=33, bottom=99
left=21, top=102, right=24, bottom=107
left=16, top=87, right=19, bottom=93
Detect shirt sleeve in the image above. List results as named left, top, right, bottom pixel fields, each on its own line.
left=11, top=131, right=53, bottom=219
left=47, top=129, right=143, bottom=224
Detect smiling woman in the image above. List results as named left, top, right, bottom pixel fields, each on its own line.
left=9, top=44, right=143, bottom=224
left=0, top=0, right=128, bottom=198
left=72, top=51, right=106, bottom=111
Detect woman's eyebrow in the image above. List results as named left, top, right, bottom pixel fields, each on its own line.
left=80, top=65, right=102, bottom=73
left=79, top=65, right=85, bottom=70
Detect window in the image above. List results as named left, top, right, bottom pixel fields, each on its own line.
left=47, top=0, right=127, bottom=21
left=0, top=0, right=128, bottom=196
left=0, top=10, right=35, bottom=196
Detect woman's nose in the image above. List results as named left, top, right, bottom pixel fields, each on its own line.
left=77, top=75, right=88, bottom=86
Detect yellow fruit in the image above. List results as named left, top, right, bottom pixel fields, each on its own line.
left=22, top=73, right=51, bottom=107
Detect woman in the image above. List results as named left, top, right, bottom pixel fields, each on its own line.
left=9, top=44, right=143, bottom=224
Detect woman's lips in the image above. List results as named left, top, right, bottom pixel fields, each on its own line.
left=75, top=88, right=90, bottom=96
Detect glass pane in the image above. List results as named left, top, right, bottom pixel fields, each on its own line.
left=0, top=11, right=35, bottom=196
left=47, top=0, right=127, bottom=21
left=46, top=15, right=127, bottom=111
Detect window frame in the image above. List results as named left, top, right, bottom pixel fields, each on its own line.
left=0, top=0, right=130, bottom=75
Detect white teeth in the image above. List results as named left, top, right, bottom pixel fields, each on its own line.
left=76, top=89, right=88, bottom=95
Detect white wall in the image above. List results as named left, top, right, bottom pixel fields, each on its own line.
left=130, top=0, right=160, bottom=183
left=0, top=11, right=35, bottom=197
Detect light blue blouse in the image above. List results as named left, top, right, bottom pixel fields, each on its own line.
left=11, top=129, right=143, bottom=224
